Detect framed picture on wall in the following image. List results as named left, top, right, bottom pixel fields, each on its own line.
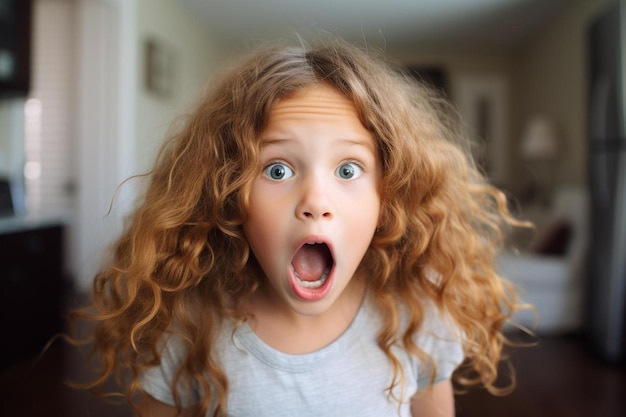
left=144, top=37, right=175, bottom=97
left=455, top=75, right=509, bottom=185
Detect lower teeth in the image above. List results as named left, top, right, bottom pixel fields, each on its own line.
left=295, top=268, right=330, bottom=289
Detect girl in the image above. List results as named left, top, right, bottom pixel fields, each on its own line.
left=73, top=39, right=524, bottom=417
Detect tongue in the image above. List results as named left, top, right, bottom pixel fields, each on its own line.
left=292, top=244, right=331, bottom=282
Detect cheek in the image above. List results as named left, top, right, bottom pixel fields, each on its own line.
left=243, top=217, right=270, bottom=273
left=353, top=184, right=381, bottom=221
left=243, top=192, right=282, bottom=255
left=344, top=194, right=380, bottom=243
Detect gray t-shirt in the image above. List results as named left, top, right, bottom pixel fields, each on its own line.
left=141, top=296, right=464, bottom=416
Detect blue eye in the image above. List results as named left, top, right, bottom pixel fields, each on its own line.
left=336, top=162, right=363, bottom=179
left=264, top=163, right=294, bottom=180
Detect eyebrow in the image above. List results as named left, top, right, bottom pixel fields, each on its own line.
left=259, top=137, right=294, bottom=146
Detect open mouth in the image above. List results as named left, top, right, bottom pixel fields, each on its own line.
left=291, top=242, right=334, bottom=291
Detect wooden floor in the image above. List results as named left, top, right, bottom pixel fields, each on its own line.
left=455, top=333, right=626, bottom=417
left=1, top=330, right=625, bottom=416
left=0, top=339, right=133, bottom=417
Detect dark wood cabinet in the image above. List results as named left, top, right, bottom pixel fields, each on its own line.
left=0, top=221, right=66, bottom=368
left=0, top=0, right=33, bottom=97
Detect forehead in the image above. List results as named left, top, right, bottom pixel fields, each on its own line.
left=268, top=84, right=361, bottom=121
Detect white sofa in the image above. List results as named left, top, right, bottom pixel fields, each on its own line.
left=497, top=186, right=589, bottom=335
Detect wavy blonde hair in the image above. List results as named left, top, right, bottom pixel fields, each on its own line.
left=71, top=38, right=525, bottom=416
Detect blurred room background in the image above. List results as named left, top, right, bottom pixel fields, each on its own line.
left=1, top=0, right=624, bottom=416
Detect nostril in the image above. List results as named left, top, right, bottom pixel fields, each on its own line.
left=300, top=210, right=331, bottom=219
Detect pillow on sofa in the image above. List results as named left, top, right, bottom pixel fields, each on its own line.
left=531, top=219, right=572, bottom=256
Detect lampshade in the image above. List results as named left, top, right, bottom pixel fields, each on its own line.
left=520, top=116, right=558, bottom=160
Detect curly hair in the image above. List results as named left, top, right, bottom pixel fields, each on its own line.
left=71, top=38, right=525, bottom=416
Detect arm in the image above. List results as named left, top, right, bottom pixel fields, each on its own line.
left=410, top=379, right=455, bottom=417
left=136, top=394, right=197, bottom=417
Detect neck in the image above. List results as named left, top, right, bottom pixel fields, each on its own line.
left=243, top=275, right=367, bottom=354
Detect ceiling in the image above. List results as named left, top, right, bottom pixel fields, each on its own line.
left=178, top=0, right=573, bottom=50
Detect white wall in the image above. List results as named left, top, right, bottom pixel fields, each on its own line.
left=73, top=0, right=138, bottom=288
left=135, top=0, right=224, bottom=174
left=72, top=0, right=225, bottom=289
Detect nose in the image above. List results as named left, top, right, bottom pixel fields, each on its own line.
left=296, top=174, right=333, bottom=220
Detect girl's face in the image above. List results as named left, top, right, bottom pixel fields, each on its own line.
left=243, top=84, right=382, bottom=318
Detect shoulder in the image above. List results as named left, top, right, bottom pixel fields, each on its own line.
left=405, top=298, right=465, bottom=386
left=139, top=328, right=217, bottom=408
left=139, top=334, right=190, bottom=405
left=418, top=298, right=462, bottom=338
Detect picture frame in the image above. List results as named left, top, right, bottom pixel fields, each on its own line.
left=144, top=37, right=175, bottom=97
